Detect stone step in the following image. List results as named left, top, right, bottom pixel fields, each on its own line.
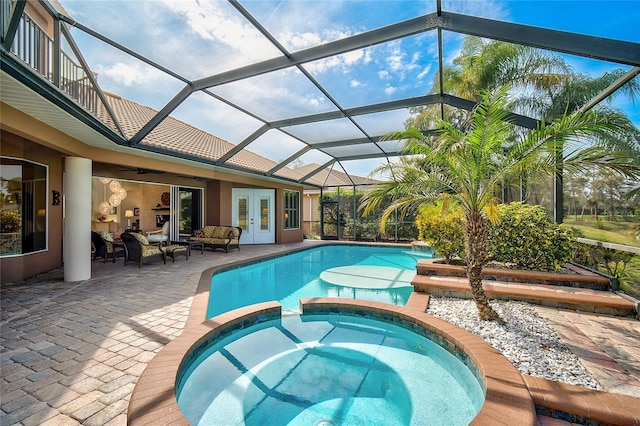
left=524, top=375, right=640, bottom=426
left=411, top=275, right=637, bottom=317
left=416, top=260, right=611, bottom=291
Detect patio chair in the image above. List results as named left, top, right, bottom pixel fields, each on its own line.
left=146, top=220, right=170, bottom=246
left=91, top=231, right=125, bottom=263
left=120, top=232, right=166, bottom=268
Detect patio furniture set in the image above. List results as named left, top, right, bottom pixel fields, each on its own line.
left=91, top=224, right=242, bottom=268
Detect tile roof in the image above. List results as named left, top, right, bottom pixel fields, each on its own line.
left=96, top=92, right=375, bottom=188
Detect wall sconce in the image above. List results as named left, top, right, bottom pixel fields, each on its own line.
left=37, top=209, right=46, bottom=217
left=125, top=209, right=134, bottom=228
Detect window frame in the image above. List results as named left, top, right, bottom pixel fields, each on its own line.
left=0, top=156, right=49, bottom=257
left=283, top=189, right=300, bottom=230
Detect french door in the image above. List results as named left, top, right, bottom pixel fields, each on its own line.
left=231, top=189, right=275, bottom=244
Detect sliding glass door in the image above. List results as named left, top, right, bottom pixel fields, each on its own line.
left=170, top=186, right=203, bottom=240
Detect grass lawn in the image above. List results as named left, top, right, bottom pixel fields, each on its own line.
left=564, top=217, right=640, bottom=296
left=564, top=218, right=639, bottom=248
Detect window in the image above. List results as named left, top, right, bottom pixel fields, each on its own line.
left=283, top=190, right=300, bottom=230
left=0, top=157, right=48, bottom=256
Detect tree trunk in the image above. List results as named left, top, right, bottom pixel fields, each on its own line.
left=464, top=210, right=504, bottom=323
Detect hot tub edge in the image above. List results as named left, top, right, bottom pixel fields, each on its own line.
left=128, top=298, right=535, bottom=425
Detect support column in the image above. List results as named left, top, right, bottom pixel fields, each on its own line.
left=64, top=157, right=92, bottom=282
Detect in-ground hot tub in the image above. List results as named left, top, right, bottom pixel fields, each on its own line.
left=127, top=299, right=536, bottom=425
left=177, top=310, right=484, bottom=425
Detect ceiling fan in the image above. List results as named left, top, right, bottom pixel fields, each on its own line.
left=117, top=167, right=165, bottom=174
left=177, top=175, right=211, bottom=181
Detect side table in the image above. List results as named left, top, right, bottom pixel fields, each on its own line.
left=112, top=242, right=126, bottom=264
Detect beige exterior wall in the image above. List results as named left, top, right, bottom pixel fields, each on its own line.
left=1, top=130, right=64, bottom=283
left=1, top=102, right=306, bottom=281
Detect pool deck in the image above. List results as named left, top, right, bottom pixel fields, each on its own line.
left=1, top=240, right=639, bottom=425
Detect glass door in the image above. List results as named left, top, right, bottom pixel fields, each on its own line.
left=253, top=190, right=274, bottom=244
left=232, top=189, right=274, bottom=244
left=170, top=186, right=203, bottom=241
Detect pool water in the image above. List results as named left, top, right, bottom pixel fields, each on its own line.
left=208, top=245, right=424, bottom=318
left=177, top=314, right=484, bottom=425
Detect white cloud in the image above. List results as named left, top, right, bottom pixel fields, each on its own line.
left=378, top=70, right=390, bottom=80
left=283, top=28, right=353, bottom=51
left=304, top=48, right=368, bottom=75
left=286, top=31, right=323, bottom=50
left=158, top=0, right=277, bottom=62
left=386, top=46, right=406, bottom=72
left=418, top=64, right=432, bottom=80
left=350, top=80, right=363, bottom=88
left=384, top=86, right=397, bottom=96
left=98, top=62, right=152, bottom=87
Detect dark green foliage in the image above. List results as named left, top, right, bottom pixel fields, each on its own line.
left=487, top=203, right=575, bottom=271
left=321, top=190, right=417, bottom=242
left=573, top=242, right=640, bottom=296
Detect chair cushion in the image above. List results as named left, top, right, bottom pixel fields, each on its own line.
left=131, top=232, right=150, bottom=246
left=163, top=245, right=187, bottom=254
left=100, top=232, right=114, bottom=242
left=202, top=227, right=217, bottom=239
left=142, top=245, right=163, bottom=256
left=211, top=227, right=228, bottom=239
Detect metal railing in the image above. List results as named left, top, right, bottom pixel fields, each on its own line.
left=9, top=12, right=99, bottom=114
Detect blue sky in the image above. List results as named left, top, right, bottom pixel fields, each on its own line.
left=58, top=0, right=640, bottom=178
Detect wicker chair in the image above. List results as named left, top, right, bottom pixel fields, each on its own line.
left=91, top=231, right=125, bottom=263
left=120, top=232, right=166, bottom=268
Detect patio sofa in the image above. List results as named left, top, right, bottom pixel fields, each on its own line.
left=189, top=225, right=242, bottom=253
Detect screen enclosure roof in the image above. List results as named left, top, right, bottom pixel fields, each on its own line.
left=1, top=0, right=639, bottom=188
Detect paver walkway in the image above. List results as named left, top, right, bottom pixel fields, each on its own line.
left=1, top=242, right=317, bottom=425
left=2, top=240, right=639, bottom=425
left=535, top=306, right=640, bottom=398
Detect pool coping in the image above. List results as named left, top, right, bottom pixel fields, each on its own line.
left=127, top=245, right=537, bottom=425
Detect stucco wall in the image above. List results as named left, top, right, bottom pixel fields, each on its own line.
left=1, top=131, right=64, bottom=283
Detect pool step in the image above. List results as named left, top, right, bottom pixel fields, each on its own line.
left=411, top=275, right=637, bottom=317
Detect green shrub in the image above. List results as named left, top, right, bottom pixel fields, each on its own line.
left=415, top=202, right=465, bottom=263
left=487, top=202, right=575, bottom=271
left=1, top=210, right=22, bottom=233
left=573, top=242, right=640, bottom=297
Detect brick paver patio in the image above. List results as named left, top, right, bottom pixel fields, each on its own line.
left=2, top=240, right=639, bottom=425
left=1, top=243, right=315, bottom=425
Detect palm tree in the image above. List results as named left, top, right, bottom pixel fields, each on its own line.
left=410, top=37, right=640, bottom=223
left=361, top=87, right=640, bottom=322
left=411, top=37, right=640, bottom=159
left=409, top=36, right=571, bottom=131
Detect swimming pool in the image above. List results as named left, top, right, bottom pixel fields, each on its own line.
left=208, top=244, right=424, bottom=318
left=177, top=312, right=484, bottom=425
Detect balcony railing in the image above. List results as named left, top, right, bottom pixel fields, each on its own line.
left=9, top=12, right=99, bottom=115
